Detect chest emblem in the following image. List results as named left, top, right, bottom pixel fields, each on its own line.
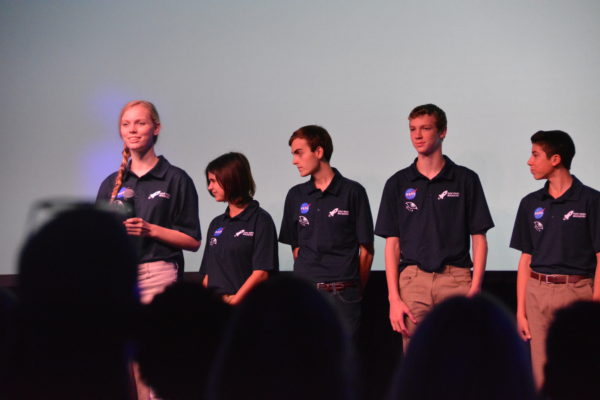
left=328, top=208, right=350, bottom=218
left=563, top=210, right=587, bottom=220
left=405, top=202, right=418, bottom=212
left=234, top=229, right=255, bottom=237
left=437, top=190, right=460, bottom=200
left=405, top=188, right=417, bottom=200
left=300, top=202, right=310, bottom=214
left=213, top=227, right=224, bottom=237
left=533, top=221, right=544, bottom=232
left=534, top=207, right=545, bottom=219
left=148, top=190, right=171, bottom=200
left=298, top=215, right=310, bottom=227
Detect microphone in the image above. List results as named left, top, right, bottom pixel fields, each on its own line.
left=112, top=187, right=136, bottom=219
left=113, top=187, right=142, bottom=261
left=121, top=188, right=136, bottom=219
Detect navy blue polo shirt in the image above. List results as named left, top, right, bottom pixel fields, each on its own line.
left=97, top=156, right=201, bottom=270
left=510, top=177, right=600, bottom=276
left=199, top=200, right=279, bottom=295
left=375, top=156, right=494, bottom=273
left=279, top=169, right=374, bottom=283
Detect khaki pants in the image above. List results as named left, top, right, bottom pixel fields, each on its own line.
left=400, top=265, right=471, bottom=350
left=525, top=276, right=593, bottom=388
left=138, top=260, right=178, bottom=305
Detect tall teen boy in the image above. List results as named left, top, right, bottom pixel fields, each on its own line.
left=375, top=104, right=494, bottom=349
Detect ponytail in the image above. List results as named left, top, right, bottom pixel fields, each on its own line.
left=110, top=146, right=131, bottom=201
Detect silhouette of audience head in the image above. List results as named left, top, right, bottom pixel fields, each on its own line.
left=207, top=275, right=357, bottom=400
left=543, top=300, right=600, bottom=400
left=18, top=205, right=138, bottom=314
left=388, top=295, right=536, bottom=400
left=10, top=205, right=139, bottom=400
left=136, top=281, right=232, bottom=400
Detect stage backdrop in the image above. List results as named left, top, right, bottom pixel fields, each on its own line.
left=1, top=0, right=600, bottom=275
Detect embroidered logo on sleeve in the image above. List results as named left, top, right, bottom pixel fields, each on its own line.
left=148, top=191, right=171, bottom=200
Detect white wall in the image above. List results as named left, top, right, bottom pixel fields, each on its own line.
left=2, top=0, right=600, bottom=274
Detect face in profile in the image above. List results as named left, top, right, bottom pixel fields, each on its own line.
left=527, top=143, right=557, bottom=180
left=409, top=114, right=446, bottom=156
left=291, top=138, right=321, bottom=177
left=207, top=172, right=226, bottom=202
left=120, top=104, right=160, bottom=153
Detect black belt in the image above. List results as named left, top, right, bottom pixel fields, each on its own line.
left=316, top=281, right=356, bottom=292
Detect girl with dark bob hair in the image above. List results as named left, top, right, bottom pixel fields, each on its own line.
left=200, top=152, right=279, bottom=305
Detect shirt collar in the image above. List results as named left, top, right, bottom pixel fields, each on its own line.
left=306, top=168, right=343, bottom=196
left=225, top=199, right=259, bottom=221
left=125, top=155, right=170, bottom=180
left=408, top=155, right=456, bottom=182
left=537, top=175, right=583, bottom=202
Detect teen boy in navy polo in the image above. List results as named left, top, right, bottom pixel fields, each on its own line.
left=375, top=104, right=494, bottom=349
left=279, top=125, right=374, bottom=336
left=510, top=130, right=600, bottom=388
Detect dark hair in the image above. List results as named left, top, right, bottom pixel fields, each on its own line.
left=288, top=125, right=334, bottom=162
left=530, top=130, right=575, bottom=170
left=205, top=152, right=255, bottom=205
left=388, top=295, right=536, bottom=400
left=10, top=206, right=139, bottom=399
left=137, top=282, right=232, bottom=400
left=207, top=276, right=356, bottom=400
left=543, top=301, right=600, bottom=400
left=408, top=104, right=447, bottom=132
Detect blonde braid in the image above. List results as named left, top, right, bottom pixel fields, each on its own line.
left=110, top=146, right=131, bottom=201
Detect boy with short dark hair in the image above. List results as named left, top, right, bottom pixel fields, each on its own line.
left=510, top=130, right=600, bottom=388
left=279, top=125, right=374, bottom=336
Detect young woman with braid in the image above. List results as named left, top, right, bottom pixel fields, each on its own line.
left=97, top=100, right=201, bottom=400
left=96, top=100, right=201, bottom=304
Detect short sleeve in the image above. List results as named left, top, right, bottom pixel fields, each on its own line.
left=466, top=172, right=495, bottom=235
left=252, top=211, right=279, bottom=272
left=353, top=184, right=374, bottom=245
left=96, top=174, right=116, bottom=204
left=171, top=172, right=202, bottom=241
left=278, top=189, right=297, bottom=247
left=375, top=177, right=400, bottom=238
left=510, top=197, right=532, bottom=254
